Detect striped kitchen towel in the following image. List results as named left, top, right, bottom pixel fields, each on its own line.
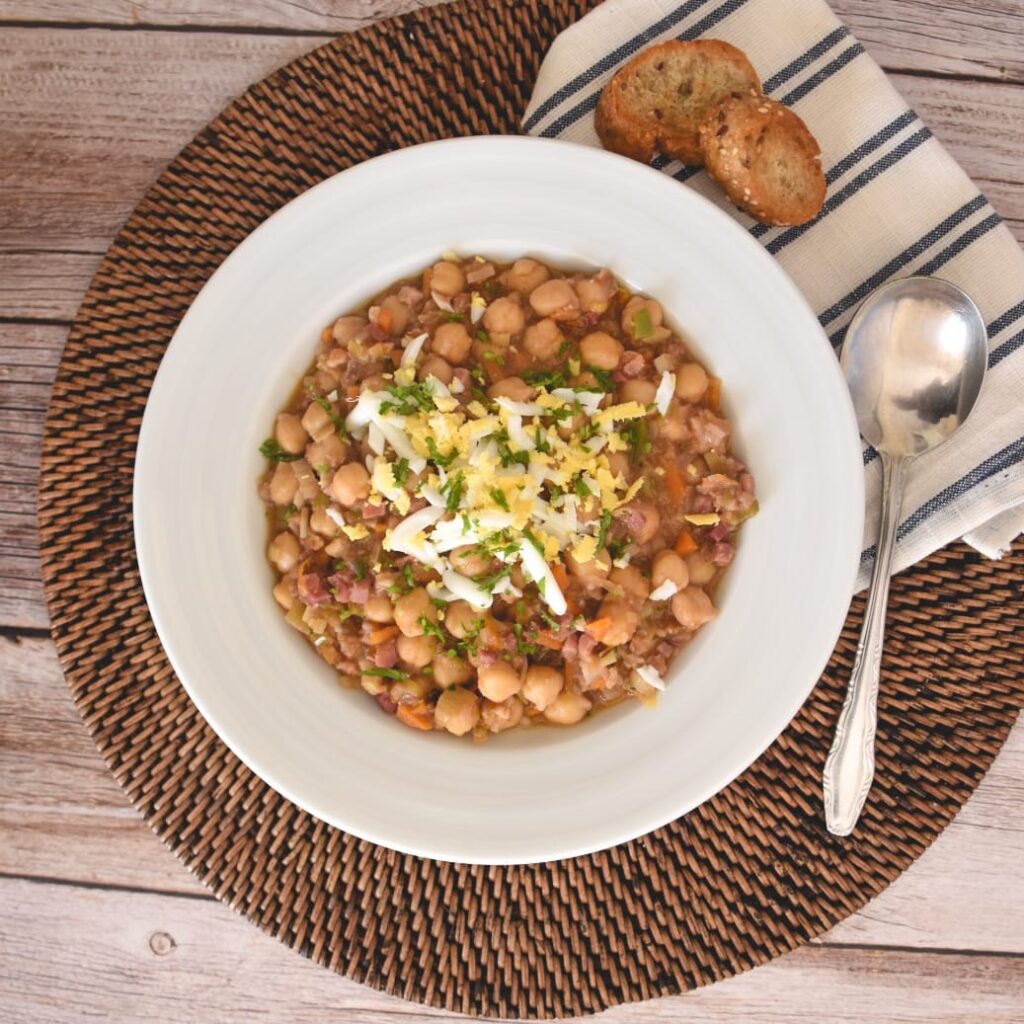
left=523, top=0, right=1024, bottom=589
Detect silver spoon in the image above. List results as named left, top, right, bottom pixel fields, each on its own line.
left=823, top=276, right=988, bottom=836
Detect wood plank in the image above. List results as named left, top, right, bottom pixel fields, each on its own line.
left=3, top=631, right=1022, bottom=951
left=2, top=874, right=1022, bottom=1023
left=2, top=0, right=1021, bottom=85
left=0, top=29, right=1022, bottom=326
left=0, top=323, right=63, bottom=630
left=0, top=27, right=321, bottom=254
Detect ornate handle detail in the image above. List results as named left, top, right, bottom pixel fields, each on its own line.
left=823, top=455, right=906, bottom=836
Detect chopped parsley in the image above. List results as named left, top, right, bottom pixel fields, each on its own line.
left=522, top=528, right=545, bottom=556
left=393, top=457, right=410, bottom=486
left=475, top=328, right=489, bottom=342
left=441, top=471, right=465, bottom=512
left=481, top=348, right=506, bottom=366
left=489, top=487, right=510, bottom=511
left=380, top=381, right=436, bottom=416
left=596, top=509, right=613, bottom=550
left=259, top=438, right=301, bottom=462
left=584, top=364, right=616, bottom=391
left=512, top=623, right=538, bottom=656
left=353, top=559, right=367, bottom=582
left=481, top=279, right=502, bottom=298
left=608, top=536, right=631, bottom=560
left=281, top=503, right=298, bottom=522
left=362, top=667, right=410, bottom=680
left=418, top=616, right=446, bottom=642
left=539, top=607, right=560, bottom=630
left=523, top=367, right=567, bottom=389
left=472, top=567, right=511, bottom=594
left=313, top=395, right=346, bottom=433
left=441, top=310, right=466, bottom=322
left=556, top=340, right=573, bottom=358
left=425, top=437, right=457, bottom=467
left=624, top=418, right=652, bottom=456
left=402, top=563, right=417, bottom=590
left=533, top=428, right=551, bottom=454
left=572, top=476, right=592, bottom=499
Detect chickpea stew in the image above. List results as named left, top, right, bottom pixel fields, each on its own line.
left=259, top=255, right=757, bottom=740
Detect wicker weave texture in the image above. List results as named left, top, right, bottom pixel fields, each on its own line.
left=37, top=0, right=1022, bottom=1017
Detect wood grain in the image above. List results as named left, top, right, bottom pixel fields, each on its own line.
left=0, top=32, right=1022, bottom=330
left=2, top=874, right=1022, bottom=1024
left=0, top=324, right=62, bottom=630
left=3, top=631, right=1022, bottom=953
left=3, top=0, right=1022, bottom=83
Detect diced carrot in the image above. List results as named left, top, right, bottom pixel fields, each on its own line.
left=377, top=307, right=394, bottom=334
left=320, top=325, right=333, bottom=344
left=368, top=624, right=399, bottom=645
left=346, top=384, right=360, bottom=399
left=390, top=348, right=402, bottom=369
left=550, top=560, right=569, bottom=593
left=664, top=463, right=686, bottom=503
left=536, top=631, right=563, bottom=650
left=585, top=617, right=612, bottom=642
left=674, top=528, right=698, bottom=556
left=707, top=378, right=722, bottom=414
left=397, top=702, right=434, bottom=731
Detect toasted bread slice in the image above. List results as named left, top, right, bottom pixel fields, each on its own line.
left=595, top=40, right=762, bottom=165
left=699, top=94, right=826, bottom=226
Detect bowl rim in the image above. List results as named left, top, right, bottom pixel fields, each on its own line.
left=134, top=134, right=865, bottom=864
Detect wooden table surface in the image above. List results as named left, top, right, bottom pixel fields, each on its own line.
left=1, top=1, right=1022, bottom=1021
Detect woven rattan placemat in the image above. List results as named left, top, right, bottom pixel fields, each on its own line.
left=37, top=0, right=1023, bottom=1017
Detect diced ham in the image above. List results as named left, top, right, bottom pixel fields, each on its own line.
left=362, top=502, right=387, bottom=518
left=466, top=262, right=495, bottom=284
left=690, top=412, right=730, bottom=452
left=620, top=351, right=645, bottom=377
left=561, top=632, right=580, bottom=661
left=397, top=285, right=423, bottom=307
left=692, top=494, right=715, bottom=514
left=349, top=579, right=372, bottom=604
left=405, top=497, right=428, bottom=514
left=373, top=641, right=398, bottom=668
left=708, top=523, right=730, bottom=542
left=328, top=573, right=351, bottom=601
left=375, top=692, right=397, bottom=714
left=578, top=633, right=599, bottom=659
left=712, top=542, right=735, bottom=566
left=366, top=323, right=388, bottom=343
left=297, top=572, right=331, bottom=606
left=325, top=346, right=348, bottom=369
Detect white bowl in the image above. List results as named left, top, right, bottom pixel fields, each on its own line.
left=134, top=136, right=863, bottom=865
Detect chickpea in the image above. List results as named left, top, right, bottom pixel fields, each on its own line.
left=305, top=433, right=347, bottom=472
left=434, top=687, right=480, bottom=736
left=652, top=550, right=689, bottom=590
left=544, top=690, right=591, bottom=725
left=487, top=376, right=536, bottom=402
left=268, top=531, right=301, bottom=573
left=579, top=331, right=623, bottom=371
left=309, top=508, right=339, bottom=537
left=329, top=462, right=370, bottom=506
left=621, top=501, right=661, bottom=544
left=394, top=587, right=438, bottom=638
left=443, top=601, right=484, bottom=640
left=686, top=552, right=718, bottom=585
left=363, top=594, right=394, bottom=624
left=274, top=413, right=307, bottom=455
left=565, top=548, right=611, bottom=589
left=672, top=585, right=717, bottom=630
left=332, top=316, right=366, bottom=344
left=268, top=462, right=298, bottom=506
left=360, top=373, right=388, bottom=392
left=477, top=660, right=521, bottom=703
left=597, top=598, right=641, bottom=646
left=299, top=401, right=332, bottom=442
left=504, top=258, right=549, bottom=294
left=397, top=634, right=437, bottom=668
left=575, top=272, right=616, bottom=313
left=522, top=665, right=562, bottom=711
left=483, top=296, right=526, bottom=336
left=431, top=322, right=472, bottom=364
left=657, top=406, right=690, bottom=442
left=392, top=677, right=432, bottom=703
left=272, top=580, right=294, bottom=610
left=529, top=279, right=580, bottom=320
left=432, top=650, right=474, bottom=687
left=622, top=297, right=664, bottom=340
left=675, top=362, right=709, bottom=403
left=618, top=379, right=657, bottom=405
left=418, top=354, right=454, bottom=385
left=481, top=697, right=525, bottom=733
left=449, top=546, right=493, bottom=577
left=380, top=294, right=411, bottom=335
left=430, top=260, right=466, bottom=298
left=522, top=318, right=564, bottom=360
left=610, top=564, right=650, bottom=599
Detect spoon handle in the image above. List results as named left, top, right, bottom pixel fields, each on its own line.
left=823, top=454, right=906, bottom=836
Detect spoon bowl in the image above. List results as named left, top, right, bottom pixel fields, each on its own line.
left=823, top=275, right=987, bottom=836
left=841, top=276, right=987, bottom=458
